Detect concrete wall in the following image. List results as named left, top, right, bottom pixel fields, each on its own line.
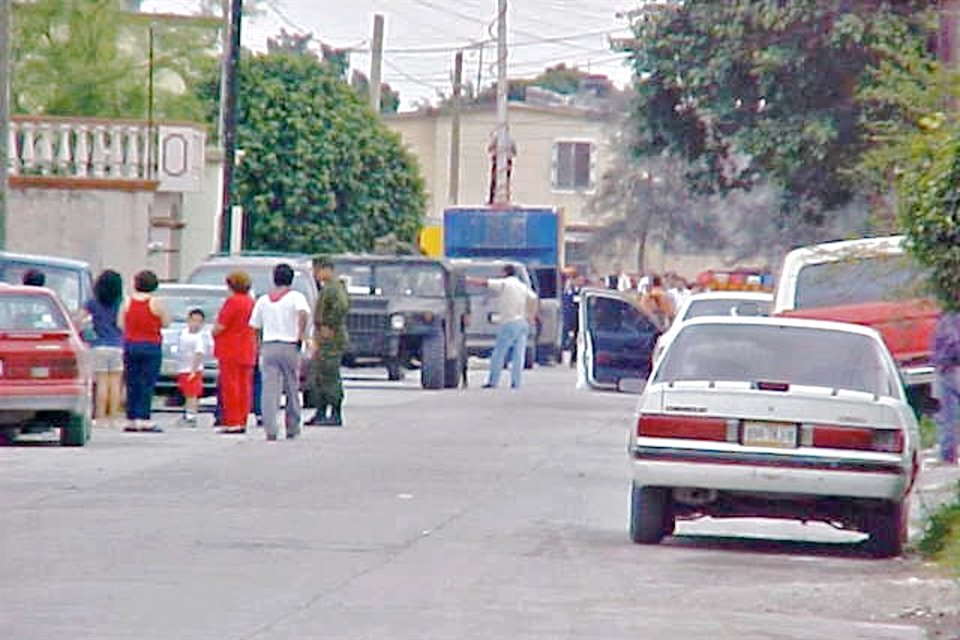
left=7, top=181, right=155, bottom=283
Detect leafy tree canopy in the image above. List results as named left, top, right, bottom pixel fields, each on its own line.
left=899, top=122, right=960, bottom=311
left=197, top=48, right=426, bottom=253
left=12, top=0, right=219, bottom=120
left=623, top=0, right=941, bottom=224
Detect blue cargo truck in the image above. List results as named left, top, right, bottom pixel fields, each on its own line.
left=443, top=205, right=564, bottom=364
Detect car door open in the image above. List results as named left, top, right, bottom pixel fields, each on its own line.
left=578, top=289, right=660, bottom=390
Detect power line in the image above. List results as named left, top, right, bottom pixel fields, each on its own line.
left=265, top=0, right=307, bottom=35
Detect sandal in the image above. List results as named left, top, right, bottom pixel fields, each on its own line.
left=218, top=427, right=246, bottom=435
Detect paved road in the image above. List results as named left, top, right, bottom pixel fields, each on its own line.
left=1, top=365, right=957, bottom=640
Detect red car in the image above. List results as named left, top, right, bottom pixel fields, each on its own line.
left=0, top=285, right=92, bottom=446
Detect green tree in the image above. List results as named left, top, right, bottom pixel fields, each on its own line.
left=623, top=1, right=939, bottom=227
left=198, top=49, right=425, bottom=253
left=12, top=0, right=218, bottom=120
left=899, top=123, right=960, bottom=311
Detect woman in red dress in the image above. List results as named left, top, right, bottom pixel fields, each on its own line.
left=213, top=271, right=257, bottom=434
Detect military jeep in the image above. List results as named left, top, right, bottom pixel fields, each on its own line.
left=332, top=255, right=470, bottom=390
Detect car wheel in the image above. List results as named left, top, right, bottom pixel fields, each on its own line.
left=386, top=358, right=405, bottom=382
left=865, top=499, right=908, bottom=558
left=421, top=330, right=446, bottom=390
left=629, top=482, right=667, bottom=544
left=60, top=412, right=91, bottom=447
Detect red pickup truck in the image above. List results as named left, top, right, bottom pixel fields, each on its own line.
left=774, top=236, right=940, bottom=392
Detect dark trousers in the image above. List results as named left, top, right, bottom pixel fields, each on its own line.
left=124, top=342, right=161, bottom=420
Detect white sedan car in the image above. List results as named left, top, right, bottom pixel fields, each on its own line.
left=629, top=316, right=920, bottom=557
left=652, top=291, right=773, bottom=363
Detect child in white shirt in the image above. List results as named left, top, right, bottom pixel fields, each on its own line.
left=177, top=308, right=207, bottom=424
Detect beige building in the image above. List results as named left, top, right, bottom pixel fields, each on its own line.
left=384, top=102, right=617, bottom=274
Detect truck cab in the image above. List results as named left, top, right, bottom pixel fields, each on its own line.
left=443, top=205, right=564, bottom=365
left=774, top=236, right=940, bottom=396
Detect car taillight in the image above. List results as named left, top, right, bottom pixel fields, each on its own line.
left=808, top=424, right=904, bottom=453
left=48, top=355, right=79, bottom=379
left=637, top=414, right=729, bottom=442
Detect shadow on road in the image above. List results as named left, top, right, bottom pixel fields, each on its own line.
left=662, top=532, right=879, bottom=560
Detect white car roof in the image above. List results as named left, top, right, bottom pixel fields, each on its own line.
left=676, top=315, right=884, bottom=340
left=783, top=235, right=904, bottom=267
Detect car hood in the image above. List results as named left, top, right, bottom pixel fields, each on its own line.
left=779, top=299, right=939, bottom=366
left=642, top=381, right=905, bottom=430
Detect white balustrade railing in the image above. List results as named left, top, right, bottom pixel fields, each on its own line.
left=9, top=116, right=206, bottom=192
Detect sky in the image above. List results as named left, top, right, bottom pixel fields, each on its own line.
left=143, top=0, right=639, bottom=110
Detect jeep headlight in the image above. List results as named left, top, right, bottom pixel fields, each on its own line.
left=390, top=313, right=406, bottom=331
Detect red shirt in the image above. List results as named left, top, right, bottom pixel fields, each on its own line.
left=123, top=298, right=162, bottom=344
left=215, top=293, right=257, bottom=366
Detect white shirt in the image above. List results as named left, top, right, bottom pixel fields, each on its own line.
left=249, top=290, right=311, bottom=343
left=176, top=328, right=207, bottom=374
left=488, top=276, right=537, bottom=324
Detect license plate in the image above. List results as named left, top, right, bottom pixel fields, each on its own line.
left=30, top=366, right=50, bottom=379
left=742, top=421, right=797, bottom=448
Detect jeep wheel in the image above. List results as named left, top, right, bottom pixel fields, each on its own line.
left=386, top=358, right=405, bottom=382
left=421, top=331, right=446, bottom=390
left=443, top=356, right=461, bottom=388
left=60, top=412, right=91, bottom=447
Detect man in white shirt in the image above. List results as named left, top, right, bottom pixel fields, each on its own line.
left=469, top=264, right=538, bottom=389
left=249, top=263, right=310, bottom=441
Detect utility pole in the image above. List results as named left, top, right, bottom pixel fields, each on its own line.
left=0, top=0, right=10, bottom=249
left=219, top=0, right=242, bottom=253
left=493, top=0, right=509, bottom=205
left=448, top=50, right=463, bottom=206
left=217, top=0, right=230, bottom=146
left=369, top=14, right=384, bottom=113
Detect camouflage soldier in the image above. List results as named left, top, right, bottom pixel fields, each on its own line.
left=306, top=256, right=350, bottom=426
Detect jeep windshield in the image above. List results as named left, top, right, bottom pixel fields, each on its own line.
left=794, top=254, right=925, bottom=309
left=337, top=263, right=446, bottom=297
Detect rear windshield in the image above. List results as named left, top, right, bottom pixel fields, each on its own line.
left=156, top=290, right=229, bottom=323
left=0, top=294, right=70, bottom=331
left=683, top=298, right=772, bottom=321
left=189, top=265, right=313, bottom=301
left=0, top=263, right=83, bottom=311
left=654, top=324, right=897, bottom=397
left=794, top=254, right=924, bottom=309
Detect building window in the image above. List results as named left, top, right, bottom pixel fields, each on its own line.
left=553, top=141, right=593, bottom=191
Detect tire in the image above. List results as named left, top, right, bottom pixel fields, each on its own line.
left=629, top=482, right=667, bottom=544
left=386, top=358, right=405, bottom=382
left=865, top=499, right=908, bottom=558
left=421, top=330, right=446, bottom=390
left=60, top=412, right=91, bottom=447
left=444, top=357, right=461, bottom=388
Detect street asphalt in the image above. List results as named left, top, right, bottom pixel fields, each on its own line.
left=1, top=364, right=958, bottom=640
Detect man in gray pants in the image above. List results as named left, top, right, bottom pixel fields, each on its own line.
left=249, top=264, right=311, bottom=441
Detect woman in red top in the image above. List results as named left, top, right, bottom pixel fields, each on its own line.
left=118, top=270, right=169, bottom=432
left=213, top=271, right=257, bottom=434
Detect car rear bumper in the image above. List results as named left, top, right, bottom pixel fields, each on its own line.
left=0, top=389, right=87, bottom=414
left=630, top=444, right=910, bottom=500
